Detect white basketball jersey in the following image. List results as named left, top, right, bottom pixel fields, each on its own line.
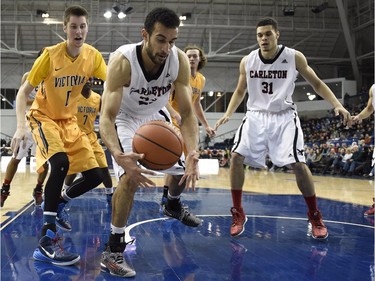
left=115, top=42, right=179, bottom=120
left=245, top=45, right=299, bottom=112
left=371, top=84, right=375, bottom=109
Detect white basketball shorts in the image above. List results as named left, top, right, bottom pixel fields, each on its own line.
left=113, top=107, right=185, bottom=180
left=231, top=109, right=306, bottom=168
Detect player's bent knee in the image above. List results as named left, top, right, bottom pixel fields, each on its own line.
left=49, top=152, right=69, bottom=174
left=291, top=162, right=309, bottom=174
left=82, top=167, right=104, bottom=187
left=231, top=152, right=245, bottom=166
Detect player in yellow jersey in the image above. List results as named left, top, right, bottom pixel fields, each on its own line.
left=11, top=5, right=107, bottom=266
left=161, top=45, right=216, bottom=208
left=1, top=70, right=49, bottom=207
left=168, top=45, right=215, bottom=137
left=64, top=78, right=114, bottom=204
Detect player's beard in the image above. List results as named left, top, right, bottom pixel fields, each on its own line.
left=145, top=42, right=167, bottom=65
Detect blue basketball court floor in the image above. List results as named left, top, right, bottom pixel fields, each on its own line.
left=1, top=186, right=374, bottom=281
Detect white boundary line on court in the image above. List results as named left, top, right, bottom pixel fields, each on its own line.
left=125, top=214, right=375, bottom=240
left=2, top=206, right=373, bottom=235
left=0, top=201, right=34, bottom=231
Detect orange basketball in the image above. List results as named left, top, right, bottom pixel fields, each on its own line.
left=132, top=120, right=183, bottom=170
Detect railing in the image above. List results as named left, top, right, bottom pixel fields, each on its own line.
left=199, top=128, right=237, bottom=148
left=1, top=132, right=12, bottom=144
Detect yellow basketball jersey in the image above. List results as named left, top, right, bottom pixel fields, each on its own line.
left=76, top=91, right=101, bottom=135
left=169, top=71, right=205, bottom=113
left=28, top=42, right=106, bottom=120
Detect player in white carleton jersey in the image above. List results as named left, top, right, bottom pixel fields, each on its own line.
left=111, top=42, right=188, bottom=179
left=352, top=84, right=375, bottom=216
left=215, top=17, right=351, bottom=240
left=245, top=45, right=298, bottom=112
left=99, top=8, right=200, bottom=277
left=115, top=41, right=179, bottom=120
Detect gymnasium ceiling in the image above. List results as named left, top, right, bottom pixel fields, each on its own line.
left=1, top=0, right=374, bottom=81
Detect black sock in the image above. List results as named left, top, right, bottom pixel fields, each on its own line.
left=41, top=223, right=57, bottom=236
left=34, top=184, right=43, bottom=192
left=1, top=184, right=10, bottom=192
left=163, top=185, right=169, bottom=197
left=166, top=197, right=181, bottom=211
left=108, top=233, right=126, bottom=252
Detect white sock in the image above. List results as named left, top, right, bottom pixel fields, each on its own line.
left=105, top=187, right=114, bottom=194
left=111, top=224, right=126, bottom=235
left=167, top=192, right=180, bottom=200
left=61, top=188, right=72, bottom=201
left=62, top=183, right=70, bottom=192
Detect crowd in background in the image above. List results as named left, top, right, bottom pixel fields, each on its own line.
left=200, top=89, right=374, bottom=179
left=1, top=88, right=374, bottom=178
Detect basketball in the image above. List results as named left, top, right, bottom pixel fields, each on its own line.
left=132, top=120, right=183, bottom=170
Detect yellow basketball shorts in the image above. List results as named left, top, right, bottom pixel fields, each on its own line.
left=86, top=131, right=108, bottom=168
left=27, top=110, right=98, bottom=175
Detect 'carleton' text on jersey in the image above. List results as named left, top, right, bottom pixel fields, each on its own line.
left=249, top=70, right=287, bottom=79
left=54, top=75, right=86, bottom=87
left=130, top=84, right=172, bottom=105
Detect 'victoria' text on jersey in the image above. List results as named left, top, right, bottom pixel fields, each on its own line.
left=55, top=76, right=86, bottom=87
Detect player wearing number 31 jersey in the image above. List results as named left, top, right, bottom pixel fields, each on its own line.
left=245, top=45, right=297, bottom=112
left=214, top=17, right=352, bottom=241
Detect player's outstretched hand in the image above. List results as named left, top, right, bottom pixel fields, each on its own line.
left=334, top=105, right=352, bottom=127
left=214, top=115, right=230, bottom=132
left=11, top=128, right=27, bottom=157
left=180, top=151, right=200, bottom=191
left=205, top=126, right=216, bottom=138
left=351, top=115, right=362, bottom=125
left=115, top=152, right=156, bottom=187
